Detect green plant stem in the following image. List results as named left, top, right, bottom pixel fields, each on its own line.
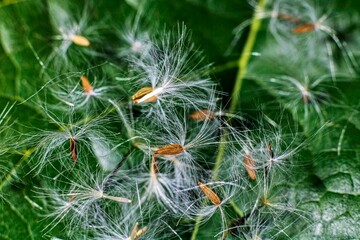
left=213, top=0, right=267, bottom=182
left=191, top=0, right=267, bottom=239
left=209, top=60, right=238, bottom=74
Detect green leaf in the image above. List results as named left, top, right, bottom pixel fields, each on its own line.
left=0, top=163, right=65, bottom=240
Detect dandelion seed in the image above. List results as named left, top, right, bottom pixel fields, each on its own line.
left=131, top=86, right=157, bottom=104
left=70, top=34, right=90, bottom=46
left=48, top=70, right=120, bottom=111
left=198, top=181, right=221, bottom=206
left=128, top=24, right=216, bottom=115
left=26, top=107, right=117, bottom=173
left=87, top=189, right=132, bottom=203
left=267, top=143, right=274, bottom=161
left=39, top=167, right=133, bottom=234
left=80, top=75, right=94, bottom=95
left=133, top=226, right=147, bottom=239
left=189, top=101, right=244, bottom=122
left=91, top=210, right=164, bottom=240
left=127, top=222, right=148, bottom=240
left=116, top=8, right=153, bottom=58
left=130, top=222, right=139, bottom=240
left=43, top=1, right=97, bottom=69
left=184, top=180, right=239, bottom=239
left=292, top=23, right=316, bottom=34
left=244, top=154, right=256, bottom=181
left=276, top=12, right=304, bottom=24
left=268, top=75, right=331, bottom=122
left=136, top=111, right=220, bottom=190
left=154, top=144, right=185, bottom=156
left=189, top=110, right=216, bottom=121
left=262, top=197, right=270, bottom=206
left=69, top=137, right=78, bottom=163
left=135, top=156, right=180, bottom=212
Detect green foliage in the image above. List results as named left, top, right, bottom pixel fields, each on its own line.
left=0, top=0, right=360, bottom=239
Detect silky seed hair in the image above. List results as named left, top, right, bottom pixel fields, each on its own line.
left=129, top=155, right=182, bottom=213
left=23, top=106, right=118, bottom=173
left=127, top=24, right=217, bottom=117
left=39, top=164, right=134, bottom=235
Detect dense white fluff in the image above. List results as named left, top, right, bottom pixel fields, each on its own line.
left=127, top=24, right=217, bottom=117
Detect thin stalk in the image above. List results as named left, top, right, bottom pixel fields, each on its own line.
left=0, top=148, right=35, bottom=190
left=103, top=146, right=135, bottom=189
left=213, top=0, right=267, bottom=179
left=209, top=60, right=238, bottom=74
left=191, top=1, right=268, bottom=239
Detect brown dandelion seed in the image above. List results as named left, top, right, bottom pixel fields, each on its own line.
left=70, top=34, right=90, bottom=46
left=131, top=86, right=157, bottom=104
left=127, top=222, right=148, bottom=240
left=292, top=23, right=316, bottom=34
left=69, top=137, right=78, bottom=163
left=81, top=75, right=94, bottom=93
left=135, top=226, right=148, bottom=239
left=189, top=109, right=215, bottom=121
left=277, top=13, right=304, bottom=24
left=154, top=144, right=184, bottom=156
left=267, top=143, right=274, bottom=161
left=244, top=154, right=256, bottom=180
left=126, top=222, right=147, bottom=240
left=102, top=193, right=132, bottom=203
left=262, top=197, right=270, bottom=206
left=198, top=181, right=221, bottom=206
left=130, top=222, right=139, bottom=240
